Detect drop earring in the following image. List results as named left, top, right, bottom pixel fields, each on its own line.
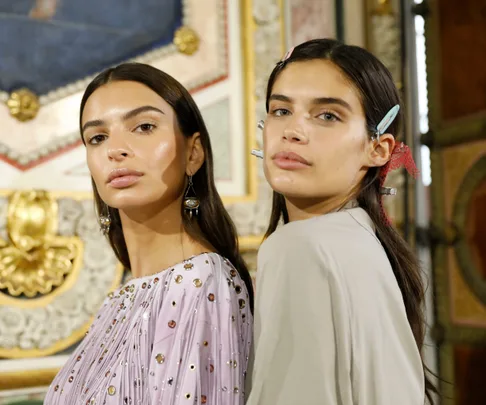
left=183, top=175, right=200, bottom=218
left=99, top=206, right=111, bottom=235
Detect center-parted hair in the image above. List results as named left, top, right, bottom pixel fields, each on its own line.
left=80, top=62, right=254, bottom=311
left=264, top=39, right=436, bottom=403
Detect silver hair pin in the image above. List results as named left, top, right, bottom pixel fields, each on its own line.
left=251, top=120, right=265, bottom=159
left=380, top=187, right=397, bottom=196
left=251, top=149, right=263, bottom=159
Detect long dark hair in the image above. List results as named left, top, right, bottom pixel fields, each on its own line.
left=264, top=39, right=436, bottom=403
left=80, top=62, right=254, bottom=311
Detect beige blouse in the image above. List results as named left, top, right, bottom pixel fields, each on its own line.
left=246, top=207, right=425, bottom=405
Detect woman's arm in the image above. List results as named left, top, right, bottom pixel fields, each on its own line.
left=147, top=257, right=252, bottom=404
left=248, top=218, right=424, bottom=405
left=247, top=232, right=354, bottom=405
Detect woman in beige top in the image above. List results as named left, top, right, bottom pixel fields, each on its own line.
left=246, top=39, right=437, bottom=405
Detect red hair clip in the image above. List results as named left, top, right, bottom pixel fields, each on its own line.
left=379, top=142, right=419, bottom=224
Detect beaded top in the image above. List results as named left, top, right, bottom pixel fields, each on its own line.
left=45, top=253, right=253, bottom=404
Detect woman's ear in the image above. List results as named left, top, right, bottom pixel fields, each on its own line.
left=186, top=132, right=205, bottom=175
left=366, top=133, right=395, bottom=168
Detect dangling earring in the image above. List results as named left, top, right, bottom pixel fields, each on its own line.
left=183, top=175, right=200, bottom=218
left=99, top=205, right=111, bottom=235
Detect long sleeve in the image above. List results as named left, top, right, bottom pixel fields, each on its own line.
left=147, top=257, right=252, bottom=405
left=246, top=209, right=424, bottom=405
left=247, top=229, right=353, bottom=405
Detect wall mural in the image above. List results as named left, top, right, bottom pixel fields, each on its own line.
left=0, top=0, right=223, bottom=181
left=0, top=0, right=183, bottom=97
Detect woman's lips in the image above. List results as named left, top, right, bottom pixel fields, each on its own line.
left=272, top=151, right=310, bottom=170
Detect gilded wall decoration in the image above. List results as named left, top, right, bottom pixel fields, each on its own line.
left=6, top=89, right=40, bottom=122
left=0, top=191, right=123, bottom=360
left=174, top=26, right=200, bottom=55
left=0, top=191, right=81, bottom=297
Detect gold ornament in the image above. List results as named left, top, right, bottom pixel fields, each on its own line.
left=6, top=88, right=41, bottom=122
left=372, top=0, right=394, bottom=16
left=173, top=26, right=200, bottom=55
left=0, top=190, right=79, bottom=297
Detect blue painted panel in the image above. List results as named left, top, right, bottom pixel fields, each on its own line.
left=0, top=0, right=183, bottom=95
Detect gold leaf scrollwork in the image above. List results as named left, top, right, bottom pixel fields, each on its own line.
left=173, top=26, right=200, bottom=55
left=6, top=88, right=40, bottom=122
left=0, top=190, right=79, bottom=297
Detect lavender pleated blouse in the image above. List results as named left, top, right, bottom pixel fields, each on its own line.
left=44, top=253, right=253, bottom=405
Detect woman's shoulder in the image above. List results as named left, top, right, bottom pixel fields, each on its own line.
left=261, top=208, right=379, bottom=255
left=167, top=252, right=246, bottom=293
left=258, top=207, right=390, bottom=282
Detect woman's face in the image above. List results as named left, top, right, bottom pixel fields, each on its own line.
left=81, top=80, right=198, bottom=211
left=263, top=59, right=372, bottom=203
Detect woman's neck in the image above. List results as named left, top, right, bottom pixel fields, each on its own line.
left=119, top=198, right=210, bottom=278
left=285, top=192, right=359, bottom=223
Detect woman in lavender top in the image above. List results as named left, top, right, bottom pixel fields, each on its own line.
left=45, top=63, right=253, bottom=405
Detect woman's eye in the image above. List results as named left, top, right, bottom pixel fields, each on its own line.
left=88, top=135, right=106, bottom=145
left=271, top=108, right=291, bottom=117
left=136, top=123, right=156, bottom=132
left=318, top=112, right=339, bottom=122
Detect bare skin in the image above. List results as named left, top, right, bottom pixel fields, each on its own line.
left=263, top=60, right=395, bottom=222
left=30, top=0, right=59, bottom=20
left=82, top=80, right=211, bottom=278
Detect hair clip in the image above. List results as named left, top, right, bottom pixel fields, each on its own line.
left=380, top=187, right=397, bottom=196
left=251, top=149, right=263, bottom=159
left=257, top=120, right=264, bottom=130
left=281, top=47, right=295, bottom=62
left=373, top=104, right=400, bottom=140
left=276, top=46, right=295, bottom=67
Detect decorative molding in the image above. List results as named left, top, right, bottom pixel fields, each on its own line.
left=421, top=116, right=486, bottom=149
left=453, top=156, right=486, bottom=306
left=226, top=0, right=284, bottom=246
left=0, top=368, right=58, bottom=392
